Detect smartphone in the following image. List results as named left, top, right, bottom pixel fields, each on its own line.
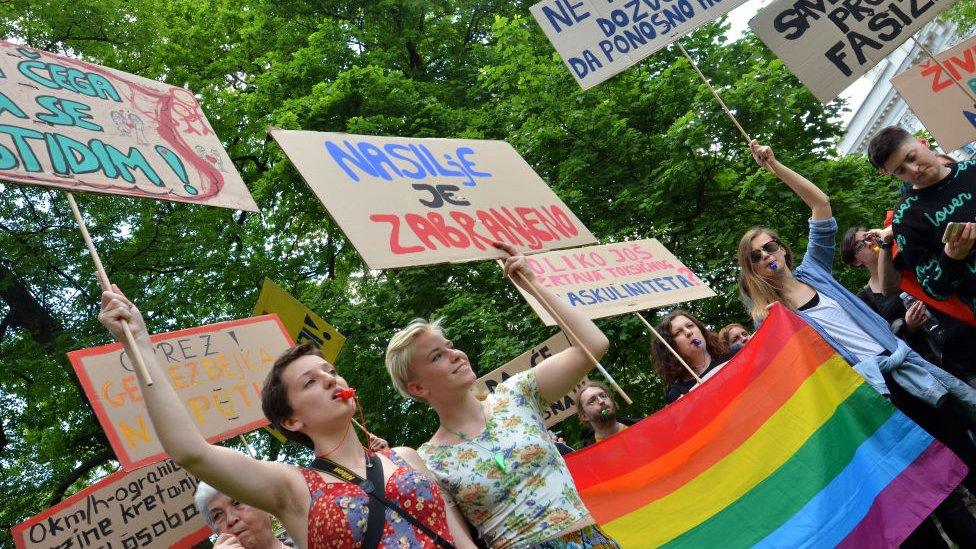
left=942, top=222, right=965, bottom=243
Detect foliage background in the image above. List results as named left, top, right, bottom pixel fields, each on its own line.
left=1, top=1, right=973, bottom=545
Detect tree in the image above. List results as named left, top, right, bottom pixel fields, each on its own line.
left=0, top=1, right=902, bottom=544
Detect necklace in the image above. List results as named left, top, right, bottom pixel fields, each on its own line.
left=442, top=406, right=510, bottom=474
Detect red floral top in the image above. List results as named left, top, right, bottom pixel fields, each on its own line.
left=302, top=449, right=454, bottom=548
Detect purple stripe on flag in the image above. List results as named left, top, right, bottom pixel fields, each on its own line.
left=837, top=442, right=968, bottom=549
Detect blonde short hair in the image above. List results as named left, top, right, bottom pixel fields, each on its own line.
left=385, top=317, right=444, bottom=401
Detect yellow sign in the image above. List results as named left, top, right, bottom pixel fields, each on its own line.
left=252, top=279, right=346, bottom=363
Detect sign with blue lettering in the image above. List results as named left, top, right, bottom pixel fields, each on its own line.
left=0, top=41, right=258, bottom=211
left=750, top=0, right=958, bottom=102
left=514, top=239, right=715, bottom=324
left=892, top=35, right=976, bottom=153
left=530, top=0, right=751, bottom=90
left=269, top=130, right=597, bottom=269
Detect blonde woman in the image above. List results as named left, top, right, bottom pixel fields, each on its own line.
left=384, top=242, right=618, bottom=549
left=736, top=141, right=976, bottom=545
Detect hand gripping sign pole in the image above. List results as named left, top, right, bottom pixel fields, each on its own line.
left=65, top=192, right=153, bottom=386
left=512, top=271, right=633, bottom=405
left=634, top=312, right=703, bottom=385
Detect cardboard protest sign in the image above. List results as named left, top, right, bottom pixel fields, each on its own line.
left=0, top=41, right=258, bottom=211
left=253, top=278, right=346, bottom=363
left=749, top=0, right=957, bottom=102
left=69, top=315, right=292, bottom=470
left=515, top=239, right=714, bottom=325
left=473, top=332, right=584, bottom=427
left=891, top=35, right=976, bottom=152
left=269, top=130, right=597, bottom=269
left=531, top=0, right=751, bottom=90
left=11, top=460, right=208, bottom=549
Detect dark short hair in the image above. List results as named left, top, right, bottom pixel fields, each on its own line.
left=840, top=226, right=867, bottom=267
left=261, top=342, right=324, bottom=449
left=868, top=126, right=914, bottom=170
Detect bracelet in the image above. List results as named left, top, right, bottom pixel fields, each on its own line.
left=878, top=239, right=894, bottom=250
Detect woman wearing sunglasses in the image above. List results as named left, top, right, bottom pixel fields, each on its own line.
left=737, top=141, right=976, bottom=546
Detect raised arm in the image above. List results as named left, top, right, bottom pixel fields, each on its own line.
left=868, top=227, right=902, bottom=296
left=98, top=287, right=306, bottom=520
left=496, top=243, right=610, bottom=403
left=751, top=140, right=831, bottom=220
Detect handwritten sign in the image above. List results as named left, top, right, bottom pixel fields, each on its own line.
left=515, top=239, right=714, bottom=325
left=253, top=278, right=345, bottom=363
left=0, top=41, right=258, bottom=211
left=892, top=35, right=976, bottom=152
left=531, top=0, right=751, bottom=90
left=269, top=130, right=597, bottom=269
left=11, top=460, right=209, bottom=549
left=68, top=315, right=293, bottom=470
left=473, top=332, right=584, bottom=427
left=749, top=0, right=957, bottom=102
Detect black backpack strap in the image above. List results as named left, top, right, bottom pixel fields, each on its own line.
left=309, top=453, right=455, bottom=549
left=362, top=454, right=386, bottom=549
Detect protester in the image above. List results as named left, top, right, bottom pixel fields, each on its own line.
left=841, top=225, right=944, bottom=366
left=650, top=310, right=731, bottom=404
left=739, top=140, right=976, bottom=546
left=97, top=287, right=476, bottom=549
left=718, top=323, right=751, bottom=351
left=576, top=381, right=638, bottom=447
left=384, top=241, right=619, bottom=549
left=195, top=482, right=295, bottom=549
left=867, top=127, right=976, bottom=316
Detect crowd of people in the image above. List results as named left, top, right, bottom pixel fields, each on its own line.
left=93, top=125, right=976, bottom=548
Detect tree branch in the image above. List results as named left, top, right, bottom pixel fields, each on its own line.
left=47, top=447, right=114, bottom=506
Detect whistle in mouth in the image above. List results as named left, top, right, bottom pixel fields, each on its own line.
left=337, top=388, right=356, bottom=400
left=769, top=260, right=779, bottom=272
left=600, top=408, right=610, bottom=417
left=692, top=338, right=703, bottom=347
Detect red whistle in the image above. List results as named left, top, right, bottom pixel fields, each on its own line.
left=336, top=388, right=356, bottom=400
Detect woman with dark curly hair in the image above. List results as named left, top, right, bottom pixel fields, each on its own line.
left=651, top=309, right=730, bottom=403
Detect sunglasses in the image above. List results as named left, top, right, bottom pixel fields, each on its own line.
left=749, top=240, right=782, bottom=263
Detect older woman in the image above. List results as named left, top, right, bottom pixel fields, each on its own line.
left=383, top=242, right=618, bottom=549
left=98, top=287, right=475, bottom=548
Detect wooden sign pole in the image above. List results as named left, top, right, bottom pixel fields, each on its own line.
left=64, top=191, right=153, bottom=386
left=514, top=272, right=633, bottom=405
left=634, top=312, right=703, bottom=384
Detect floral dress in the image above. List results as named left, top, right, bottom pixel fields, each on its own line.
left=302, top=449, right=454, bottom=548
left=419, top=370, right=592, bottom=548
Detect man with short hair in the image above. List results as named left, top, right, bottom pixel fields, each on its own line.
left=576, top=381, right=638, bottom=448
left=867, top=126, right=976, bottom=315
left=195, top=482, right=295, bottom=549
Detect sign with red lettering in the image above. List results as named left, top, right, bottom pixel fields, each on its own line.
left=472, top=332, right=585, bottom=427
left=269, top=130, right=597, bottom=269
left=68, top=315, right=293, bottom=470
left=516, top=239, right=714, bottom=325
left=0, top=41, right=258, bottom=211
left=11, top=460, right=208, bottom=549
left=530, top=0, right=751, bottom=90
left=750, top=0, right=957, bottom=102
left=892, top=35, right=976, bottom=152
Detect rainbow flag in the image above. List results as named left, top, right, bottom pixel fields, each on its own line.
left=567, top=304, right=967, bottom=547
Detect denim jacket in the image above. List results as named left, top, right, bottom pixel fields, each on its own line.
left=788, top=217, right=976, bottom=419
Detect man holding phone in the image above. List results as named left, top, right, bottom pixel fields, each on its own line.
left=868, top=126, right=976, bottom=316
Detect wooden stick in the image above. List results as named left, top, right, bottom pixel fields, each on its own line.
left=239, top=431, right=257, bottom=457
left=911, top=34, right=976, bottom=104
left=634, top=312, right=703, bottom=384
left=64, top=192, right=154, bottom=385
left=514, top=272, right=633, bottom=405
left=677, top=40, right=752, bottom=144
left=352, top=418, right=372, bottom=438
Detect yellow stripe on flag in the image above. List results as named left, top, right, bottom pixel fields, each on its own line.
left=603, top=355, right=858, bottom=546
